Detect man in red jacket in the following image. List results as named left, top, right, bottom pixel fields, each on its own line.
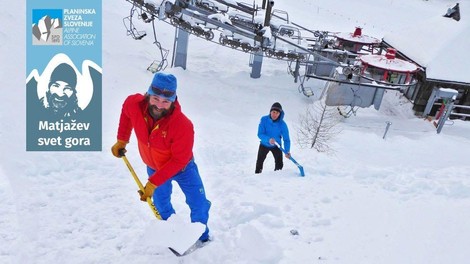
left=111, top=72, right=211, bottom=242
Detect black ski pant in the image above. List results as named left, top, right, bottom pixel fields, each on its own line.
left=255, top=144, right=283, bottom=174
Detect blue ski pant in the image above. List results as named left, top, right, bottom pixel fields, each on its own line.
left=147, top=159, right=211, bottom=241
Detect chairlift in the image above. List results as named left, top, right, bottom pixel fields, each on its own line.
left=146, top=19, right=169, bottom=73
left=337, top=105, right=358, bottom=118
left=123, top=16, right=147, bottom=40
left=147, top=48, right=169, bottom=73
left=301, top=85, right=314, bottom=97
left=147, top=60, right=163, bottom=73
left=297, top=75, right=314, bottom=97
left=123, top=5, right=147, bottom=40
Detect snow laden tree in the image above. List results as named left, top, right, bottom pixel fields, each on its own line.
left=296, top=100, right=342, bottom=154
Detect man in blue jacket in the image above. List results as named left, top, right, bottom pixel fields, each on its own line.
left=255, top=102, right=291, bottom=174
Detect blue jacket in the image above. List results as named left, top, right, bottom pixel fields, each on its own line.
left=257, top=110, right=290, bottom=152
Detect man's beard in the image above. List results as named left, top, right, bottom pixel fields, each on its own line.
left=45, top=92, right=81, bottom=118
left=48, top=93, right=70, bottom=111
left=149, top=104, right=168, bottom=120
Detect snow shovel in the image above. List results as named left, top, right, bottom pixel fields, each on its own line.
left=275, top=143, right=305, bottom=177
left=119, top=152, right=206, bottom=255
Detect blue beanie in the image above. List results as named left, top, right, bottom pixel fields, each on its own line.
left=147, top=72, right=177, bottom=102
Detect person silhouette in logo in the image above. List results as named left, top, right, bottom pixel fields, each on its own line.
left=40, top=63, right=82, bottom=119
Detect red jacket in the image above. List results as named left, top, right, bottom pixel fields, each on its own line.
left=117, top=94, right=194, bottom=186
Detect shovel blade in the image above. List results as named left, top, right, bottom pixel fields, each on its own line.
left=143, top=214, right=206, bottom=255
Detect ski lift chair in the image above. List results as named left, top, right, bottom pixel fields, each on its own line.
left=123, top=16, right=147, bottom=40
left=299, top=83, right=314, bottom=97
left=147, top=47, right=169, bottom=73
left=147, top=60, right=163, bottom=73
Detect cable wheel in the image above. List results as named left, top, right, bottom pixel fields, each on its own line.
left=229, top=41, right=239, bottom=49
left=265, top=49, right=274, bottom=57
left=170, top=17, right=179, bottom=26
left=275, top=52, right=285, bottom=59
left=241, top=43, right=251, bottom=52
left=192, top=27, right=203, bottom=36
left=205, top=30, right=214, bottom=40
left=219, top=35, right=227, bottom=45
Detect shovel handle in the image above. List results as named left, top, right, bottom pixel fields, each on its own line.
left=121, top=155, right=146, bottom=192
left=120, top=151, right=162, bottom=220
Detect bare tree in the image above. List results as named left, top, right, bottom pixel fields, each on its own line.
left=296, top=100, right=342, bottom=154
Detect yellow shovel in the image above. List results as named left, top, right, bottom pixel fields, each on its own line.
left=120, top=153, right=162, bottom=220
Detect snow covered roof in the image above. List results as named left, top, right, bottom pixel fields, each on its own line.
left=335, top=32, right=381, bottom=45
left=383, top=2, right=470, bottom=84
left=360, top=54, right=419, bottom=73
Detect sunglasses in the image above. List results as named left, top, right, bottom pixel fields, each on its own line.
left=151, top=86, right=175, bottom=97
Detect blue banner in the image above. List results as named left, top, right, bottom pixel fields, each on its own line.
left=26, top=0, right=102, bottom=151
